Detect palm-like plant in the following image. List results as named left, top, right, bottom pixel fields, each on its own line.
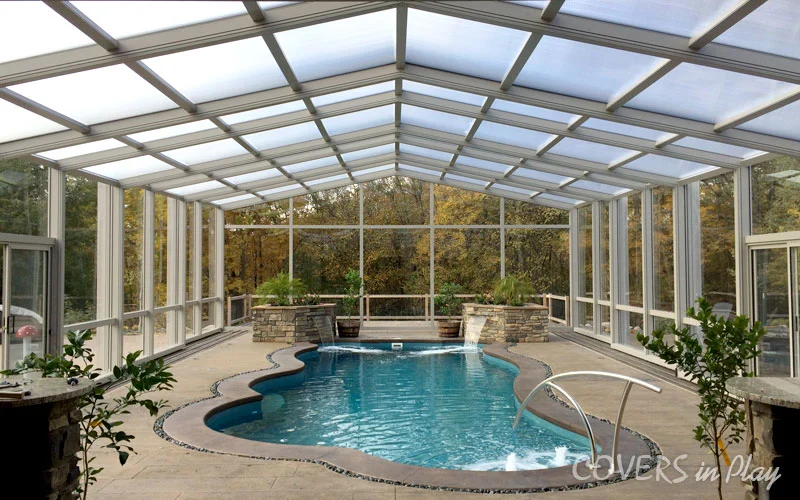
left=256, top=272, right=305, bottom=306
left=493, top=275, right=535, bottom=306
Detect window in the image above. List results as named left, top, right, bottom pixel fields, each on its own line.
left=154, top=194, right=168, bottom=308
left=0, top=159, right=48, bottom=236
left=363, top=178, right=429, bottom=225
left=652, top=187, right=674, bottom=311
left=435, top=229, right=500, bottom=292
left=124, top=188, right=144, bottom=313
left=65, top=175, right=97, bottom=324
left=293, top=187, right=359, bottom=225
left=505, top=229, right=569, bottom=295
left=699, top=173, right=736, bottom=312
left=433, top=185, right=499, bottom=225
left=625, top=193, right=643, bottom=307
left=577, top=205, right=593, bottom=297
left=599, top=201, right=610, bottom=301
left=751, top=156, right=800, bottom=235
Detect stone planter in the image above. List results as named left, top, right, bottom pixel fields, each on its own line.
left=336, top=319, right=361, bottom=338
left=252, top=304, right=336, bottom=344
left=462, top=303, right=548, bottom=343
left=436, top=319, right=462, bottom=338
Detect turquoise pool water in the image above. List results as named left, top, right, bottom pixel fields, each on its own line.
left=207, top=343, right=589, bottom=471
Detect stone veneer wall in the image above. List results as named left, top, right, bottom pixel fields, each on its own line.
left=462, top=303, right=549, bottom=343
left=252, top=304, right=336, bottom=343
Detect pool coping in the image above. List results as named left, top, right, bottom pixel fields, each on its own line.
left=156, top=342, right=661, bottom=493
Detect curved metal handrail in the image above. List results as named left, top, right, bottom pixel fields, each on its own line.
left=512, top=371, right=661, bottom=472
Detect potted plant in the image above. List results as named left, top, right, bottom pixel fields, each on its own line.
left=434, top=282, right=463, bottom=337
left=337, top=269, right=363, bottom=338
left=255, top=272, right=304, bottom=306
left=493, top=275, right=535, bottom=306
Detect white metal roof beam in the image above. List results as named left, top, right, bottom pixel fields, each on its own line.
left=714, top=87, right=800, bottom=132
left=606, top=60, right=680, bottom=112
left=243, top=0, right=266, bottom=23
left=44, top=1, right=118, bottom=51
left=540, top=0, right=566, bottom=22
left=688, top=0, right=768, bottom=50
left=396, top=4, right=408, bottom=70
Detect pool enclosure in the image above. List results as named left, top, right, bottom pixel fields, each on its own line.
left=1, top=1, right=799, bottom=376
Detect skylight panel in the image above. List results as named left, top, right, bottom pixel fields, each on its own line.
left=143, top=38, right=287, bottom=103
left=572, top=180, right=628, bottom=196
left=515, top=36, right=669, bottom=102
left=672, top=137, right=761, bottom=159
left=621, top=155, right=717, bottom=179
left=354, top=165, right=394, bottom=177
left=275, top=9, right=395, bottom=82
left=399, top=144, right=453, bottom=162
left=341, top=144, right=395, bottom=163
left=491, top=100, right=577, bottom=124
left=0, top=1, right=93, bottom=64
left=259, top=184, right=303, bottom=196
left=0, top=100, right=67, bottom=143
left=163, top=139, right=248, bottom=165
left=626, top=63, right=798, bottom=124
left=493, top=183, right=532, bottom=196
left=38, top=139, right=130, bottom=161
left=311, top=82, right=395, bottom=108
left=167, top=181, right=226, bottom=197
left=221, top=101, right=308, bottom=125
left=321, top=106, right=394, bottom=136
left=9, top=65, right=176, bottom=125
left=243, top=122, right=322, bottom=151
left=226, top=168, right=284, bottom=186
left=402, top=81, right=486, bottom=107
left=128, top=120, right=218, bottom=143
left=82, top=156, right=175, bottom=180
left=548, top=138, right=636, bottom=164
left=72, top=1, right=248, bottom=39
left=399, top=165, right=440, bottom=177
left=446, top=173, right=485, bottom=186
left=406, top=9, right=529, bottom=82
left=513, top=168, right=570, bottom=184
left=580, top=119, right=664, bottom=141
left=714, top=0, right=800, bottom=61
left=402, top=105, right=474, bottom=136
left=306, top=174, right=350, bottom=187
left=283, top=156, right=338, bottom=174
left=737, top=100, right=800, bottom=142
left=472, top=122, right=553, bottom=150
left=213, top=193, right=257, bottom=206
left=538, top=193, right=580, bottom=205
left=456, top=155, right=509, bottom=174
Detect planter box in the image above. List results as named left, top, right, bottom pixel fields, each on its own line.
left=462, top=303, right=549, bottom=343
left=252, top=304, right=336, bottom=344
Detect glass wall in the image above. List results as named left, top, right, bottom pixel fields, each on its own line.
left=64, top=175, right=98, bottom=324
left=652, top=187, right=674, bottom=312
left=699, top=173, right=736, bottom=313
left=752, top=156, right=800, bottom=235
left=0, top=159, right=48, bottom=236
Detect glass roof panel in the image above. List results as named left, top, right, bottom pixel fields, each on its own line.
left=626, top=63, right=798, bottom=124
left=548, top=138, right=636, bottom=164
left=515, top=36, right=668, bottom=102
left=143, top=37, right=287, bottom=103
left=538, top=193, right=579, bottom=205
left=402, top=81, right=486, bottom=107
left=274, top=9, right=395, bottom=82
left=72, top=1, right=247, bottom=39
left=399, top=165, right=440, bottom=177
left=673, top=137, right=761, bottom=159
left=38, top=139, right=130, bottom=161
left=321, top=105, right=394, bottom=136
left=737, top=100, right=800, bottom=141
left=714, top=0, right=800, bottom=60
left=0, top=1, right=94, bottom=64
left=9, top=65, right=176, bottom=125
left=306, top=173, right=350, bottom=186
left=406, top=8, right=529, bottom=82
left=213, top=193, right=257, bottom=206
left=311, top=82, right=395, bottom=108
left=341, top=144, right=395, bottom=163
left=167, top=180, right=226, bottom=196
left=472, top=121, right=553, bottom=150
left=572, top=179, right=627, bottom=195
left=491, top=99, right=577, bottom=124
left=82, top=156, right=175, bottom=180
left=163, top=139, right=248, bottom=165
left=399, top=144, right=453, bottom=162
left=456, top=155, right=509, bottom=174
left=0, top=100, right=66, bottom=143
left=580, top=118, right=664, bottom=141
left=128, top=120, right=218, bottom=143
left=493, top=183, right=532, bottom=196
left=243, top=122, right=322, bottom=150
left=622, top=155, right=717, bottom=179
left=402, top=105, right=474, bottom=136
left=259, top=184, right=303, bottom=196
left=354, top=165, right=394, bottom=177
left=513, top=168, right=570, bottom=184
left=446, top=173, right=485, bottom=186
left=226, top=168, right=284, bottom=186
left=283, top=156, right=338, bottom=175
left=222, top=101, right=307, bottom=125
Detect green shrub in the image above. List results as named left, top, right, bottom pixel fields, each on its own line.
left=493, top=275, right=535, bottom=306
left=434, top=282, right=462, bottom=319
left=341, top=269, right=364, bottom=320
left=255, top=272, right=305, bottom=306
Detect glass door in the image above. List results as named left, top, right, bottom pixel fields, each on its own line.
left=1, top=246, right=49, bottom=370
left=752, top=247, right=792, bottom=376
left=793, top=247, right=800, bottom=374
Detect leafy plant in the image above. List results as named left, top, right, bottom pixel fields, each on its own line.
left=255, top=272, right=305, bottom=306
left=341, top=269, right=364, bottom=320
left=493, top=275, right=535, bottom=306
left=293, top=292, right=320, bottom=306
left=637, top=298, right=765, bottom=500
left=434, top=282, right=463, bottom=320
left=3, top=330, right=175, bottom=500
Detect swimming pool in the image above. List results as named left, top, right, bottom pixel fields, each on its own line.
left=206, top=343, right=589, bottom=471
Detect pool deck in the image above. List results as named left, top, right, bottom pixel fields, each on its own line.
left=88, top=326, right=748, bottom=499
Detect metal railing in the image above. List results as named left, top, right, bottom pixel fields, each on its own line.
left=512, top=371, right=661, bottom=472
left=226, top=293, right=570, bottom=326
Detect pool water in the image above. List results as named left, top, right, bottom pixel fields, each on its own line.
left=207, top=343, right=589, bottom=471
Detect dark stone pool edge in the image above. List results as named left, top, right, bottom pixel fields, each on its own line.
left=153, top=342, right=662, bottom=494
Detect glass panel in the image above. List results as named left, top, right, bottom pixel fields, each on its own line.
left=599, top=201, right=610, bottom=301
left=293, top=187, right=359, bottom=225
left=0, top=1, right=93, bottom=63
left=491, top=99, right=577, bottom=124
left=581, top=118, right=664, bottom=141
left=167, top=181, right=226, bottom=197
left=224, top=228, right=289, bottom=296
left=516, top=36, right=668, bottom=102
left=538, top=193, right=580, bottom=205
left=6, top=249, right=47, bottom=367
left=433, top=185, right=500, bottom=225
left=0, top=160, right=48, bottom=236
left=673, top=137, right=761, bottom=159
left=504, top=201, right=569, bottom=225
left=505, top=229, right=570, bottom=295
left=794, top=248, right=800, bottom=374
left=222, top=101, right=307, bottom=125
left=128, top=120, right=217, bottom=143
left=123, top=318, right=144, bottom=359
left=39, top=139, right=130, bottom=161
left=752, top=156, right=800, bottom=235
left=311, top=82, right=395, bottom=108
left=738, top=100, right=800, bottom=141
left=153, top=312, right=170, bottom=353
left=456, top=155, right=509, bottom=174
left=618, top=310, right=644, bottom=349
left=700, top=174, right=736, bottom=313
left=321, top=105, right=394, bottom=136
left=73, top=0, right=247, bottom=39
left=753, top=248, right=790, bottom=376
left=354, top=165, right=393, bottom=178
left=621, top=155, right=717, bottom=179
left=10, top=65, right=177, bottom=125
left=406, top=8, right=529, bottom=82
left=186, top=203, right=195, bottom=303
left=65, top=176, right=97, bottom=324
left=364, top=229, right=430, bottom=296
left=572, top=180, right=627, bottom=195
left=294, top=229, right=359, bottom=294
left=186, top=305, right=196, bottom=340
left=399, top=165, right=440, bottom=177
left=548, top=137, right=635, bottom=164
left=599, top=305, right=611, bottom=337
left=0, top=246, right=3, bottom=363
left=402, top=105, right=474, bottom=136
left=363, top=178, right=429, bottom=225
left=274, top=10, right=395, bottom=82
left=626, top=63, right=796, bottom=124
left=652, top=317, right=677, bottom=347
left=399, top=144, right=454, bottom=162
left=624, top=193, right=643, bottom=307
left=340, top=144, right=394, bottom=163
left=494, top=184, right=532, bottom=196
left=0, top=99, right=67, bottom=143
left=226, top=168, right=284, bottom=186
left=225, top=200, right=289, bottom=227
left=652, top=187, right=674, bottom=311
left=473, top=121, right=553, bottom=150
left=283, top=156, right=338, bottom=175
left=446, top=174, right=485, bottom=186
left=714, top=0, right=800, bottom=60
left=576, top=302, right=594, bottom=331
left=259, top=184, right=303, bottom=197
left=403, top=81, right=485, bottom=106
left=154, top=194, right=168, bottom=308
left=243, top=122, right=322, bottom=150
left=435, top=229, right=500, bottom=292
left=212, top=194, right=257, bottom=207
left=163, top=139, right=248, bottom=165
left=124, top=188, right=144, bottom=313
left=203, top=206, right=216, bottom=298
left=578, top=206, right=592, bottom=297
left=83, top=156, right=176, bottom=181
left=202, top=302, right=216, bottom=334
left=143, top=37, right=286, bottom=103
left=306, top=174, right=349, bottom=187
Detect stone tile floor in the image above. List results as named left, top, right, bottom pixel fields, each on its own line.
left=88, top=328, right=745, bottom=499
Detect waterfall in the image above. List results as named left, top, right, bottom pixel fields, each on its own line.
left=552, top=446, right=568, bottom=467
left=464, top=316, right=486, bottom=349
left=505, top=452, right=518, bottom=471
left=313, top=315, right=335, bottom=346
